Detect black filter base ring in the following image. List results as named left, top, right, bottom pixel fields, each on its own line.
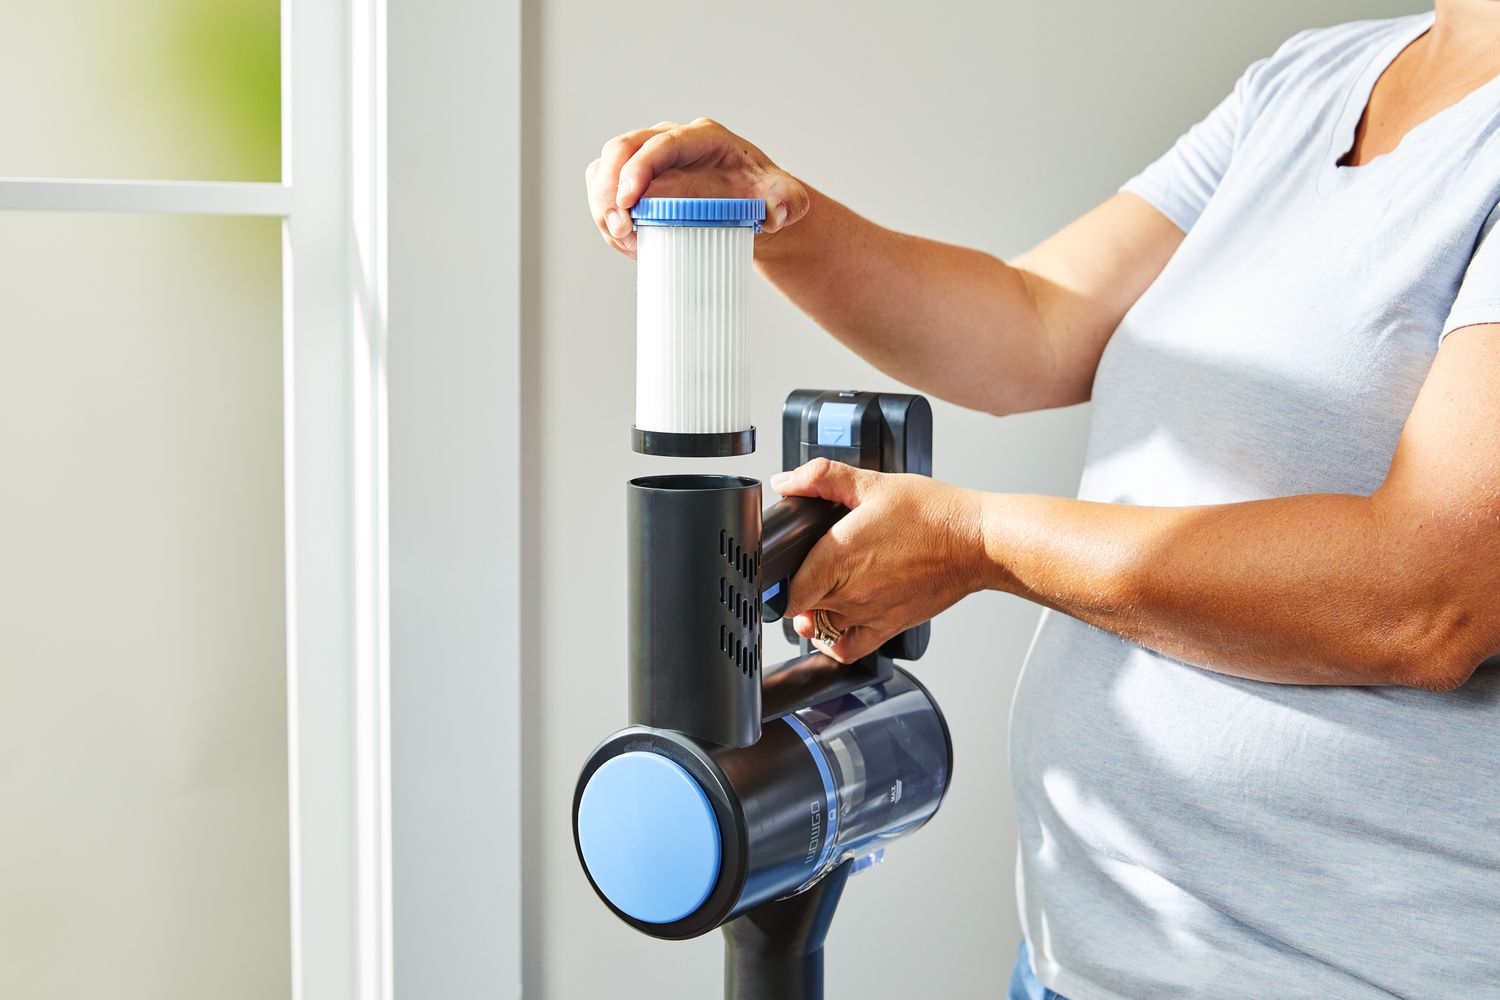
left=633, top=426, right=755, bottom=458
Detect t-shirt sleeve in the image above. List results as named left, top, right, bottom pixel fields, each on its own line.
left=1440, top=202, right=1500, bottom=342
left=1120, top=56, right=1268, bottom=234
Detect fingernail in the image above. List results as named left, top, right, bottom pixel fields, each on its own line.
left=773, top=203, right=788, bottom=229
left=622, top=231, right=637, bottom=254
left=606, top=209, right=628, bottom=238
left=770, top=471, right=791, bottom=490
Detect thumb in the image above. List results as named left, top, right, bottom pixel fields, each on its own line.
left=770, top=458, right=866, bottom=507
left=757, top=172, right=810, bottom=234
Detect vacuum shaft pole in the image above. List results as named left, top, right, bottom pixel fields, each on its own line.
left=721, top=859, right=854, bottom=1000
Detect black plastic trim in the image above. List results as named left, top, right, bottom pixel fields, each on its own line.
left=633, top=426, right=755, bottom=458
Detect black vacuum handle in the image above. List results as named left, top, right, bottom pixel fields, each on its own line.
left=759, top=496, right=844, bottom=623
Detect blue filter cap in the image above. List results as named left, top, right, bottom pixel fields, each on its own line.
left=631, top=197, right=765, bottom=230
left=576, top=751, right=723, bottom=924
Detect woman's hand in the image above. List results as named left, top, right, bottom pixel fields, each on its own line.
left=584, top=118, right=810, bottom=257
left=772, top=458, right=990, bottom=663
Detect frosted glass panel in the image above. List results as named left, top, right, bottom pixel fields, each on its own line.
left=0, top=0, right=280, bottom=181
left=0, top=213, right=289, bottom=999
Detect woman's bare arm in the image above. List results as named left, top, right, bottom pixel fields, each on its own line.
left=773, top=324, right=1500, bottom=691
left=587, top=118, right=1183, bottom=415
left=753, top=188, right=1182, bottom=414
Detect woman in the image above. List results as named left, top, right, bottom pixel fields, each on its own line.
left=585, top=5, right=1500, bottom=997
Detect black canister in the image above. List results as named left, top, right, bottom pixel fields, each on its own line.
left=573, top=665, right=952, bottom=940
left=628, top=474, right=763, bottom=748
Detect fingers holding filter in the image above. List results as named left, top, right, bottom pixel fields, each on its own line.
left=586, top=123, right=676, bottom=255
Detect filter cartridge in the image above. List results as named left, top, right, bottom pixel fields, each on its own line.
left=632, top=197, right=765, bottom=457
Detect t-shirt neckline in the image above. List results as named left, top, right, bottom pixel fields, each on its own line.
left=1324, top=12, right=1500, bottom=186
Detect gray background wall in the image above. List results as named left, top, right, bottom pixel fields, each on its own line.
left=519, top=2, right=1421, bottom=996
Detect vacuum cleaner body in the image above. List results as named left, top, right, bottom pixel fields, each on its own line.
left=573, top=390, right=952, bottom=942
left=572, top=197, right=953, bottom=1000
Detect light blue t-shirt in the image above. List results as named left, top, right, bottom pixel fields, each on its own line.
left=1012, top=14, right=1500, bottom=999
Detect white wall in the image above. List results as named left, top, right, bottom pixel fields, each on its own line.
left=520, top=2, right=1422, bottom=996
left=390, top=0, right=523, bottom=996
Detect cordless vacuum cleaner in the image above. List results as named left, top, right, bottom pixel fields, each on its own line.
left=571, top=199, right=953, bottom=1000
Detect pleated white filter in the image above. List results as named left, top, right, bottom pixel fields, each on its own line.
left=635, top=224, right=754, bottom=435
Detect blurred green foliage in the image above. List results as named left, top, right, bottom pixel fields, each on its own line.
left=0, top=0, right=279, bottom=179
left=162, top=0, right=280, bottom=179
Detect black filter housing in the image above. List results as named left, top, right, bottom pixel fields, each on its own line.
left=628, top=474, right=764, bottom=748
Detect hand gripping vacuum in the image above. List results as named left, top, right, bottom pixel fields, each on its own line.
left=572, top=199, right=953, bottom=1000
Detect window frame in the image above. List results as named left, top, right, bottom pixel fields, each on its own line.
left=0, top=0, right=401, bottom=995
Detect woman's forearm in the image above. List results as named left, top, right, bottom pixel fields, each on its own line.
left=977, top=490, right=1490, bottom=690
left=754, top=188, right=1052, bottom=414
left=754, top=188, right=1187, bottom=415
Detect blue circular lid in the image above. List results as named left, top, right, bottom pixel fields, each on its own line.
left=577, top=751, right=722, bottom=924
left=631, top=197, right=765, bottom=229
